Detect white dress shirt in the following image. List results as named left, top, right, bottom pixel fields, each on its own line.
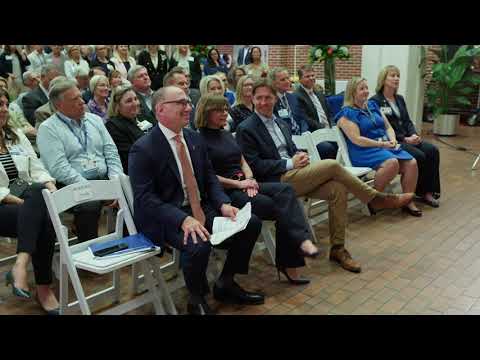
left=158, top=122, right=199, bottom=205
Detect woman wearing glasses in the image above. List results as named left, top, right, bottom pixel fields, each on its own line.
left=336, top=77, right=421, bottom=217
left=197, top=94, right=320, bottom=285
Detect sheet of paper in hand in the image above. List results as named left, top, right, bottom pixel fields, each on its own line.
left=209, top=202, right=252, bottom=246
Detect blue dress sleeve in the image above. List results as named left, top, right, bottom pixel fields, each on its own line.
left=335, top=107, right=361, bottom=126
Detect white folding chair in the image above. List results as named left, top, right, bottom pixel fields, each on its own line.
left=42, top=179, right=176, bottom=315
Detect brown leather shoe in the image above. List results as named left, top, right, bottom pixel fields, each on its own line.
left=369, top=192, right=414, bottom=210
left=329, top=246, right=362, bottom=273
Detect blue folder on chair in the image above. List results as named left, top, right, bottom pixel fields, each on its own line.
left=89, top=233, right=157, bottom=258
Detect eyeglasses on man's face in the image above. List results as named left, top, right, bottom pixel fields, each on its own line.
left=161, top=99, right=193, bottom=108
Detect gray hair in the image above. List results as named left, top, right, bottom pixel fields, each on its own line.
left=40, top=64, right=60, bottom=77
left=22, top=70, right=38, bottom=83
left=49, top=79, right=78, bottom=107
left=127, top=65, right=147, bottom=82
left=89, top=74, right=109, bottom=93
left=49, top=76, right=68, bottom=91
left=268, top=67, right=289, bottom=83
left=151, top=87, right=169, bottom=113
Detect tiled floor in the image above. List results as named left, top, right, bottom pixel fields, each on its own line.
left=2, top=122, right=480, bottom=315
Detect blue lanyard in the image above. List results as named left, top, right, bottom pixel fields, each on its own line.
left=57, top=114, right=88, bottom=152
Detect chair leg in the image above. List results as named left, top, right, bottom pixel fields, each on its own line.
left=59, top=256, right=69, bottom=315
left=66, top=262, right=91, bottom=315
left=260, top=223, right=276, bottom=266
left=149, top=258, right=177, bottom=315
left=112, top=270, right=121, bottom=304
left=297, top=198, right=319, bottom=244
left=131, top=264, right=142, bottom=295
left=141, top=260, right=165, bottom=315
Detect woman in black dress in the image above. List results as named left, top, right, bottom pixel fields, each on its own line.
left=196, top=94, right=319, bottom=285
left=371, top=65, right=441, bottom=207
left=229, top=75, right=255, bottom=132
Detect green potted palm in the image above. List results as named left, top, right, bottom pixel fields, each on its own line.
left=426, top=45, right=480, bottom=135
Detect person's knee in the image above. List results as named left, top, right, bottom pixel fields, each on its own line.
left=385, top=158, right=400, bottom=172
left=185, top=239, right=211, bottom=260
left=321, top=159, right=342, bottom=172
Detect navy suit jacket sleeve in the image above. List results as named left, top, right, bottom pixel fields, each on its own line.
left=289, top=93, right=310, bottom=133
left=128, top=140, right=190, bottom=231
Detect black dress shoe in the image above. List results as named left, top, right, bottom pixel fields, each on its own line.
left=213, top=282, right=265, bottom=305
left=187, top=300, right=216, bottom=315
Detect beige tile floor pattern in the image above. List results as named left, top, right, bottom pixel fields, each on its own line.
left=2, top=123, right=480, bottom=315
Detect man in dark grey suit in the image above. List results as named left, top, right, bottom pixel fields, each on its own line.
left=22, top=64, right=60, bottom=126
left=294, top=65, right=339, bottom=160
left=237, top=45, right=252, bottom=66
left=128, top=65, right=156, bottom=125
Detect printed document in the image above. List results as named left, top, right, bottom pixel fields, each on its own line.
left=209, top=203, right=251, bottom=245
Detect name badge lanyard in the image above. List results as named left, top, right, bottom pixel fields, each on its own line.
left=57, top=114, right=89, bottom=153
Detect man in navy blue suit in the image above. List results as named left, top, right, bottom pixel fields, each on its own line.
left=270, top=67, right=309, bottom=136
left=236, top=45, right=252, bottom=66
left=128, top=86, right=264, bottom=315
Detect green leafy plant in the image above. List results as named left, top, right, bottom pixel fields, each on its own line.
left=189, top=45, right=213, bottom=59
left=426, top=45, right=480, bottom=118
left=308, top=45, right=351, bottom=96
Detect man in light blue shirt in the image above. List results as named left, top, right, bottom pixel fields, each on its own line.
left=37, top=79, right=123, bottom=243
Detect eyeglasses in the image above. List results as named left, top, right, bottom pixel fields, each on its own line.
left=161, top=99, right=192, bottom=107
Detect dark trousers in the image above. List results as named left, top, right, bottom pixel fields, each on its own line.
left=228, top=183, right=309, bottom=268
left=401, top=141, right=441, bottom=196
left=167, top=204, right=262, bottom=297
left=57, top=182, right=103, bottom=243
left=0, top=185, right=55, bottom=285
left=316, top=141, right=338, bottom=160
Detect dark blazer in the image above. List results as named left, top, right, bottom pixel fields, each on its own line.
left=0, top=51, right=30, bottom=79
left=135, top=90, right=157, bottom=125
left=273, top=92, right=309, bottom=135
left=105, top=116, right=145, bottom=173
left=294, top=86, right=333, bottom=131
left=237, top=47, right=252, bottom=66
left=236, top=113, right=297, bottom=183
left=137, top=50, right=169, bottom=91
left=168, top=56, right=202, bottom=89
left=22, top=86, right=49, bottom=126
left=128, top=126, right=230, bottom=246
left=189, top=88, right=201, bottom=107
left=370, top=93, right=417, bottom=142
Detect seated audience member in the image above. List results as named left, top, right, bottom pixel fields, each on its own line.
left=14, top=71, right=40, bottom=113
left=228, top=66, right=247, bottom=92
left=269, top=67, right=309, bottom=135
left=164, top=67, right=199, bottom=129
left=197, top=94, right=319, bottom=284
left=215, top=71, right=235, bottom=105
left=336, top=77, right=421, bottom=217
left=137, top=45, right=169, bottom=91
left=371, top=65, right=441, bottom=208
left=106, top=86, right=150, bottom=173
left=82, top=67, right=107, bottom=103
left=198, top=75, right=234, bottom=131
left=245, top=46, right=268, bottom=79
left=37, top=79, right=123, bottom=243
left=22, top=64, right=60, bottom=126
left=45, top=45, right=67, bottom=75
left=34, top=76, right=68, bottom=129
left=229, top=75, right=255, bottom=132
left=128, top=65, right=156, bottom=125
left=89, top=45, right=116, bottom=77
left=129, top=86, right=264, bottom=315
left=27, top=45, right=47, bottom=73
left=168, top=45, right=202, bottom=89
left=237, top=45, right=252, bottom=66
left=0, top=46, right=30, bottom=92
left=110, top=45, right=136, bottom=80
left=87, top=75, right=110, bottom=122
left=0, top=88, right=59, bottom=314
left=203, top=48, right=229, bottom=76
left=294, top=65, right=338, bottom=160
left=236, top=79, right=415, bottom=273
left=64, top=45, right=90, bottom=80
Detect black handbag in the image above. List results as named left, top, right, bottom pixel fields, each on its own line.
left=9, top=178, right=30, bottom=198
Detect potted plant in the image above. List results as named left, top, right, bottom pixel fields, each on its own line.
left=426, top=45, right=480, bottom=135
left=308, top=45, right=350, bottom=96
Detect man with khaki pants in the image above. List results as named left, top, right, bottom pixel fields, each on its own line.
left=236, top=78, right=414, bottom=273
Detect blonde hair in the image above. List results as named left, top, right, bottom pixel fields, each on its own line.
left=343, top=77, right=368, bottom=108
left=234, top=75, right=255, bottom=106
left=107, top=85, right=135, bottom=118
left=199, top=75, right=225, bottom=97
left=89, top=74, right=109, bottom=94
left=195, top=94, right=229, bottom=129
left=375, top=65, right=400, bottom=94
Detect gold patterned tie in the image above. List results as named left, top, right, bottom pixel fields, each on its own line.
left=173, top=135, right=206, bottom=226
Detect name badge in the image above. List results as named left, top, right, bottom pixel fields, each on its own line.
left=380, top=107, right=392, bottom=116
left=278, top=109, right=289, bottom=118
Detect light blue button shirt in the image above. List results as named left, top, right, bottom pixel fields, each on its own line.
left=37, top=111, right=124, bottom=185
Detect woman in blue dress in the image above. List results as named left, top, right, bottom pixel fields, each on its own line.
left=336, top=77, right=421, bottom=216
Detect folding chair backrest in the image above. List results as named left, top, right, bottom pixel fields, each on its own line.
left=292, top=131, right=321, bottom=163
left=334, top=126, right=354, bottom=167
left=119, top=174, right=134, bottom=215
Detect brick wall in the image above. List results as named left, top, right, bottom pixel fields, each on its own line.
left=215, top=45, right=363, bottom=80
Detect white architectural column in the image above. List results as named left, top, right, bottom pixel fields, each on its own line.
left=361, top=45, right=425, bottom=133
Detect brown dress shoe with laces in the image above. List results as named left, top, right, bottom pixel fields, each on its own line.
left=329, top=246, right=362, bottom=273
left=369, top=192, right=414, bottom=211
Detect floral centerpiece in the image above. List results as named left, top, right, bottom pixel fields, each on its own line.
left=308, top=45, right=350, bottom=96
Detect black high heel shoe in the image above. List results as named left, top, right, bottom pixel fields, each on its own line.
left=402, top=206, right=423, bottom=217
left=277, top=267, right=310, bottom=285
